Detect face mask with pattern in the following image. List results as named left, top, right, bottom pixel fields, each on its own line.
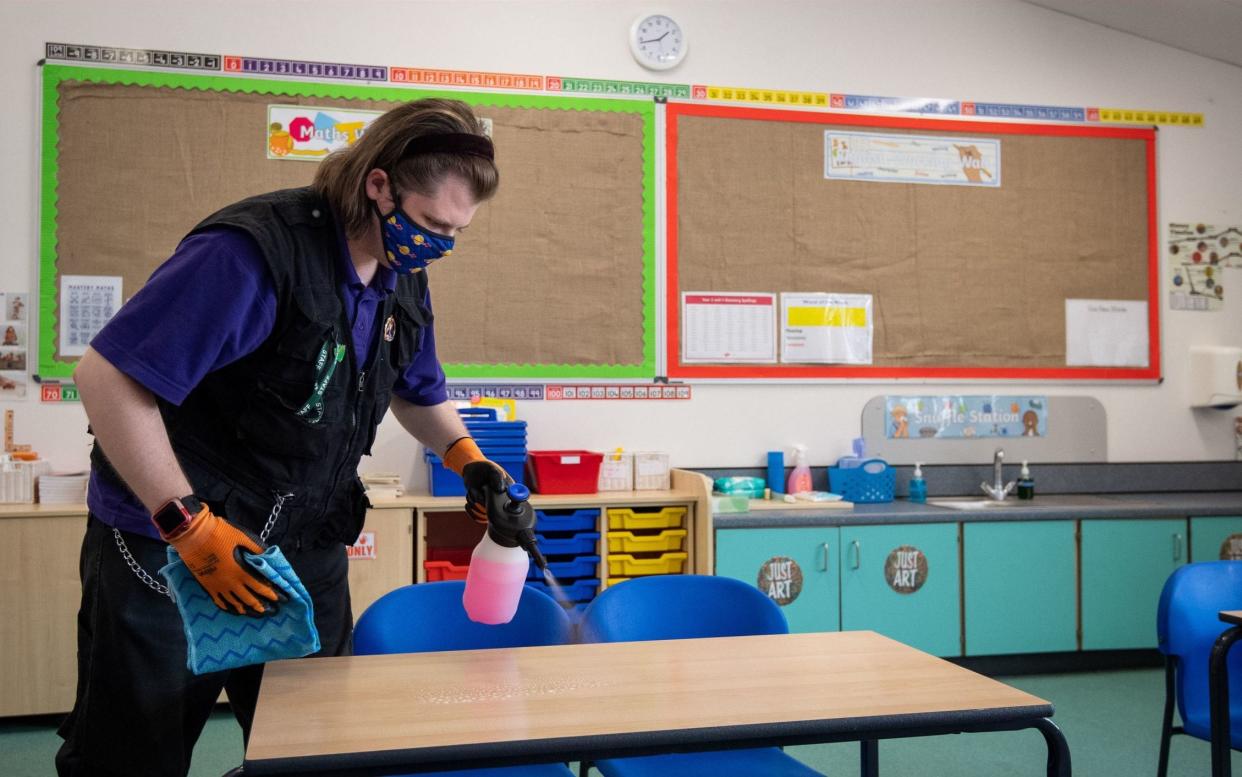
left=377, top=194, right=454, bottom=273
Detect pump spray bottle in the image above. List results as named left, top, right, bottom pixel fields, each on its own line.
left=463, top=482, right=548, bottom=624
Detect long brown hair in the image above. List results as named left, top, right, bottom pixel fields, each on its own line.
left=312, top=98, right=499, bottom=237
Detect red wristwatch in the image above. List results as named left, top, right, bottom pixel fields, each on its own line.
left=152, top=495, right=204, bottom=540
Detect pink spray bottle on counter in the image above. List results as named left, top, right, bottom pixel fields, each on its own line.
left=462, top=482, right=548, bottom=624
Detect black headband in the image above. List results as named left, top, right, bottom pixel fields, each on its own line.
left=401, top=132, right=495, bottom=162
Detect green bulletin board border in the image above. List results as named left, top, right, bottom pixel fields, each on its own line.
left=37, top=64, right=657, bottom=380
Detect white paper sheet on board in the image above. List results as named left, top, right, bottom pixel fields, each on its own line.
left=1065, top=299, right=1149, bottom=367
left=59, top=275, right=123, bottom=357
left=780, top=293, right=873, bottom=364
left=682, top=292, right=777, bottom=363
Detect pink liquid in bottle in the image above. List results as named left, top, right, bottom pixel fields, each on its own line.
left=462, top=534, right=529, bottom=625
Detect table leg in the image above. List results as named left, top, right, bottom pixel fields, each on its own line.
left=1032, top=718, right=1070, bottom=777
left=860, top=739, right=878, bottom=777
left=1210, top=626, right=1242, bottom=777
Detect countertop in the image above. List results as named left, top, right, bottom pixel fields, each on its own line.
left=713, top=491, right=1242, bottom=528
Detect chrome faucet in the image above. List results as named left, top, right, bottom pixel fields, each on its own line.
left=981, top=448, right=1016, bottom=501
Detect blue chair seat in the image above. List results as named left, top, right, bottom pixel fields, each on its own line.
left=1156, top=561, right=1242, bottom=776
left=594, top=748, right=823, bottom=777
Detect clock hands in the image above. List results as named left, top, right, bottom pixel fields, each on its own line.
left=639, top=31, right=672, bottom=45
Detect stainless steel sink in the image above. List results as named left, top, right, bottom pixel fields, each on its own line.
left=926, top=498, right=1025, bottom=510
left=926, top=494, right=1125, bottom=510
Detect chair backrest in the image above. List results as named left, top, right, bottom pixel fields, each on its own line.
left=354, top=581, right=572, bottom=655
left=1156, top=561, right=1242, bottom=722
left=578, top=575, right=789, bottom=643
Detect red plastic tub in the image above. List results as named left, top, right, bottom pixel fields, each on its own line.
left=525, top=450, right=604, bottom=494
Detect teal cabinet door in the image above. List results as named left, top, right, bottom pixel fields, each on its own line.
left=964, top=521, right=1077, bottom=656
left=1081, top=518, right=1187, bottom=650
left=715, top=528, right=839, bottom=633
left=840, top=523, right=960, bottom=656
left=1190, top=516, right=1242, bottom=562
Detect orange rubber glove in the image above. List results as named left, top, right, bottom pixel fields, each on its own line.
left=167, top=504, right=280, bottom=616
left=443, top=437, right=513, bottom=525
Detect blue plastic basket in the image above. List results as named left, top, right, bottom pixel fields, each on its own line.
left=424, top=451, right=527, bottom=497
left=525, top=578, right=601, bottom=603
left=534, top=532, right=600, bottom=556
left=528, top=555, right=600, bottom=581
left=827, top=458, right=895, bottom=503
left=535, top=508, right=600, bottom=533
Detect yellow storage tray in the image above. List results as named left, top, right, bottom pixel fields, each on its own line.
left=607, top=552, right=688, bottom=577
left=607, top=529, right=687, bottom=554
left=606, top=506, right=687, bottom=530
left=604, top=577, right=631, bottom=588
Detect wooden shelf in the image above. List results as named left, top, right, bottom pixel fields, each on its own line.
left=0, top=503, right=87, bottom=519
left=374, top=488, right=698, bottom=511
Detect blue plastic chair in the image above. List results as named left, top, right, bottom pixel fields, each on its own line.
left=354, top=581, right=575, bottom=777
left=577, top=575, right=825, bottom=777
left=1156, top=561, right=1242, bottom=777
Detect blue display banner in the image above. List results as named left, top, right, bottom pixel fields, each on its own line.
left=885, top=396, right=1048, bottom=439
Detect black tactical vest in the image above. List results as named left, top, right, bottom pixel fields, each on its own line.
left=91, top=188, right=430, bottom=547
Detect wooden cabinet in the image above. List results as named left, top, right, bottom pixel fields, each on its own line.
left=1190, top=515, right=1242, bottom=561
left=0, top=506, right=88, bottom=716
left=840, top=523, right=960, bottom=656
left=1080, top=518, right=1187, bottom=650
left=346, top=507, right=415, bottom=617
left=715, top=527, right=839, bottom=633
left=963, top=521, right=1077, bottom=655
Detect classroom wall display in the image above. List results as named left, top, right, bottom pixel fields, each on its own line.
left=0, top=292, right=30, bottom=398
left=1167, top=222, right=1242, bottom=311
left=37, top=64, right=657, bottom=380
left=666, top=101, right=1159, bottom=380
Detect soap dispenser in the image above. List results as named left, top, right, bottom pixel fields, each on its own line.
left=1017, top=460, right=1035, bottom=500
left=909, top=462, right=927, bottom=503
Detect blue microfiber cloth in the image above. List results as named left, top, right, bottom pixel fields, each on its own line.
left=160, top=545, right=320, bottom=675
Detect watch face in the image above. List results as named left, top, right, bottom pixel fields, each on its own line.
left=631, top=14, right=686, bottom=70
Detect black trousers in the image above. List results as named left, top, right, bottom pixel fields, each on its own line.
left=55, top=516, right=354, bottom=777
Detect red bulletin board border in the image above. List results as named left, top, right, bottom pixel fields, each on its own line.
left=664, top=101, right=1160, bottom=382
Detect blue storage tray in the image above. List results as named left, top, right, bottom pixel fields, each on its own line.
left=528, top=554, right=600, bottom=580
left=424, top=452, right=527, bottom=497
left=525, top=578, right=600, bottom=603
left=827, top=458, right=895, bottom=504
left=535, top=508, right=600, bottom=533
left=534, top=532, right=600, bottom=556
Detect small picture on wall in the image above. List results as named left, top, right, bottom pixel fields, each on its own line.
left=0, top=371, right=25, bottom=397
left=4, top=293, right=28, bottom=322
left=0, top=349, right=25, bottom=371
left=1, top=323, right=25, bottom=348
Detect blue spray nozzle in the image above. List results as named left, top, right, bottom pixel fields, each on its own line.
left=507, top=483, right=530, bottom=502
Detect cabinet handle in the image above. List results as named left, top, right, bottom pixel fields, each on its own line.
left=820, top=542, right=830, bottom=572
left=850, top=540, right=861, bottom=570
left=1173, top=533, right=1183, bottom=562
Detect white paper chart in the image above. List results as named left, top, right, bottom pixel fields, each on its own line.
left=59, top=275, right=123, bottom=357
left=780, top=292, right=874, bottom=364
left=681, top=292, right=777, bottom=363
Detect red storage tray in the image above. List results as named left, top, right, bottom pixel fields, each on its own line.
left=525, top=450, right=604, bottom=494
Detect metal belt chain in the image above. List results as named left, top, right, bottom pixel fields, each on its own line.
left=114, top=492, right=295, bottom=598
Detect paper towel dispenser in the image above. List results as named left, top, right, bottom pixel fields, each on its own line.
left=1189, top=346, right=1242, bottom=408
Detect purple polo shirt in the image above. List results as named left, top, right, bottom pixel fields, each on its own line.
left=88, top=225, right=447, bottom=538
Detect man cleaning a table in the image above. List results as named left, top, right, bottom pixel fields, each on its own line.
left=57, top=98, right=511, bottom=777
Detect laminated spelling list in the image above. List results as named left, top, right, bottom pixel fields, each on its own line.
left=681, top=292, right=777, bottom=363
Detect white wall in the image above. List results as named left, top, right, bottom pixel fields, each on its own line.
left=3, top=0, right=1241, bottom=490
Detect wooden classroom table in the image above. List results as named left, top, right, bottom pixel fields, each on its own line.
left=243, top=631, right=1069, bottom=777
left=1212, top=610, right=1242, bottom=777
